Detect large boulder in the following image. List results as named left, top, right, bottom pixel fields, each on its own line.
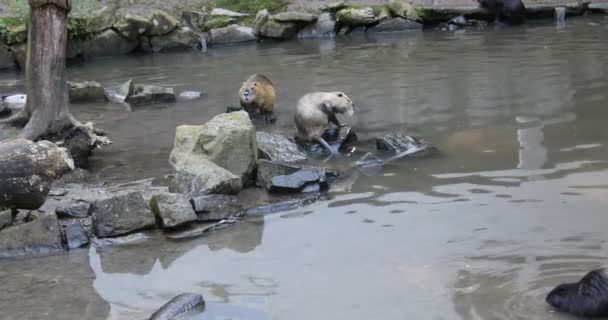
left=113, top=14, right=151, bottom=40
left=146, top=10, right=179, bottom=36
left=149, top=27, right=201, bottom=52
left=181, top=11, right=206, bottom=31
left=0, top=44, right=15, bottom=70
left=204, top=17, right=237, bottom=31
left=149, top=193, right=197, bottom=229
left=68, top=81, right=109, bottom=103
left=0, top=214, right=64, bottom=258
left=257, top=131, right=307, bottom=162
left=272, top=12, right=318, bottom=24
left=209, top=25, right=256, bottom=45
left=89, top=6, right=118, bottom=33
left=81, top=30, right=138, bottom=57
left=335, top=7, right=376, bottom=27
left=169, top=111, right=257, bottom=183
left=387, top=1, right=422, bottom=22
left=257, top=19, right=299, bottom=40
left=92, top=191, right=156, bottom=238
left=170, top=162, right=242, bottom=197
left=190, top=194, right=243, bottom=221
left=369, top=17, right=423, bottom=32
left=298, top=12, right=336, bottom=39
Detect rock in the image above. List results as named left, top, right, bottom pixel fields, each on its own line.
left=164, top=219, right=237, bottom=240
left=113, top=14, right=151, bottom=40
left=169, top=111, right=257, bottom=183
left=64, top=222, right=89, bottom=249
left=336, top=7, right=376, bottom=27
left=178, top=91, right=205, bottom=101
left=149, top=27, right=201, bottom=52
left=89, top=6, right=118, bottom=33
left=589, top=3, right=608, bottom=13
left=209, top=25, right=256, bottom=45
left=204, top=17, right=237, bottom=31
left=211, top=8, right=249, bottom=17
left=273, top=12, right=318, bottom=24
left=369, top=17, right=423, bottom=32
left=117, top=79, right=134, bottom=99
left=387, top=1, right=422, bottom=22
left=254, top=9, right=270, bottom=36
left=246, top=193, right=323, bottom=216
left=62, top=125, right=111, bottom=169
left=149, top=193, right=197, bottom=229
left=0, top=44, right=15, bottom=70
left=257, top=131, right=307, bottom=163
left=81, top=30, right=138, bottom=57
left=181, top=11, right=206, bottom=31
left=147, top=10, right=179, bottom=36
left=0, top=210, right=13, bottom=231
left=298, top=12, right=336, bottom=39
left=2, top=94, right=26, bottom=109
left=68, top=81, right=109, bottom=103
left=9, top=24, right=27, bottom=44
left=126, top=84, right=176, bottom=105
left=321, top=1, right=348, bottom=12
left=91, top=232, right=148, bottom=247
left=56, top=202, right=91, bottom=218
left=256, top=160, right=304, bottom=190
left=190, top=194, right=244, bottom=221
left=376, top=132, right=436, bottom=157
left=257, top=19, right=299, bottom=39
left=170, top=162, right=242, bottom=197
left=10, top=43, right=26, bottom=69
left=92, top=191, right=156, bottom=238
left=269, top=168, right=328, bottom=193
left=355, top=152, right=384, bottom=176
left=0, top=214, right=64, bottom=258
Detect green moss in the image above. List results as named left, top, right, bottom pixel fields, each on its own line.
left=203, top=16, right=237, bottom=31
left=207, top=0, right=290, bottom=14
left=0, top=17, right=26, bottom=44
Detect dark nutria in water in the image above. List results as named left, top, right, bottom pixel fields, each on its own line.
left=475, top=0, right=526, bottom=25
left=546, top=268, right=608, bottom=317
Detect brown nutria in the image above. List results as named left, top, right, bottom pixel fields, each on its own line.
left=546, top=268, right=608, bottom=317
left=475, top=0, right=525, bottom=25
left=238, top=74, right=276, bottom=114
left=294, top=91, right=355, bottom=154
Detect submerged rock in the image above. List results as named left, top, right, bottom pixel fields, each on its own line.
left=0, top=210, right=13, bottom=231
left=246, top=193, right=323, bottom=216
left=190, top=194, right=244, bottom=221
left=169, top=111, right=257, bottom=183
left=146, top=10, right=179, bottom=36
left=92, top=191, right=156, bottom=238
left=269, top=168, right=328, bottom=193
left=376, top=132, right=436, bottom=158
left=209, top=25, right=256, bottom=45
left=126, top=84, right=176, bottom=105
left=369, top=17, right=423, bottom=32
left=149, top=193, right=198, bottom=229
left=165, top=219, right=237, bottom=240
left=149, top=293, right=205, bottom=320
left=114, top=14, right=152, bottom=40
left=355, top=152, right=385, bottom=176
left=298, top=12, right=336, bottom=39
left=149, top=27, right=201, bottom=52
left=91, top=232, right=148, bottom=247
left=0, top=214, right=64, bottom=258
left=64, top=222, right=89, bottom=249
left=68, top=81, right=109, bottom=103
left=257, top=131, right=307, bottom=163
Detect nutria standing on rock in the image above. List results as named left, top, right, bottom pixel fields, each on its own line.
left=475, top=0, right=525, bottom=25
left=546, top=268, right=608, bottom=317
left=295, top=91, right=355, bottom=154
left=239, top=74, right=276, bottom=114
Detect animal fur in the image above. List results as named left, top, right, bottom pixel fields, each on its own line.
left=476, top=0, right=526, bottom=25
left=239, top=74, right=276, bottom=114
left=546, top=268, right=608, bottom=317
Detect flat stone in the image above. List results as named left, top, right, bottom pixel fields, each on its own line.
left=190, top=194, right=244, bottom=221
left=126, top=84, right=176, bottom=105
left=257, top=131, right=308, bottom=163
left=256, top=160, right=307, bottom=190
left=211, top=8, right=249, bottom=17
left=64, top=223, right=89, bottom=249
left=376, top=132, right=437, bottom=158
left=209, top=25, right=256, bottom=45
left=369, top=17, right=423, bottom=32
left=56, top=202, right=91, bottom=218
left=149, top=193, right=198, bottom=229
left=273, top=12, right=319, bottom=23
left=321, top=1, right=348, bottom=12
left=0, top=214, right=64, bottom=258
left=92, top=191, right=156, bottom=238
left=269, top=168, right=327, bottom=193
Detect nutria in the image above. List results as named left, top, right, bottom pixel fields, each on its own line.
left=475, top=0, right=525, bottom=25
left=294, top=91, right=355, bottom=154
left=546, top=268, right=608, bottom=317
left=238, top=74, right=275, bottom=114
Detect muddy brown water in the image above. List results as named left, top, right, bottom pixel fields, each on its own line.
left=1, top=17, right=608, bottom=319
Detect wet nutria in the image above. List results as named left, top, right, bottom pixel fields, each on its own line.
left=294, top=91, right=355, bottom=154
left=546, top=268, right=608, bottom=317
left=475, top=0, right=526, bottom=25
left=239, top=74, right=275, bottom=114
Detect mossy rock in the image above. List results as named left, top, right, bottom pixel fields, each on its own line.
left=114, top=14, right=152, bottom=40
left=8, top=24, right=27, bottom=44
left=321, top=1, right=348, bottom=13
left=335, top=7, right=376, bottom=26
left=89, top=6, right=118, bottom=33
left=204, top=17, right=238, bottom=31
left=146, top=10, right=179, bottom=36
left=374, top=6, right=391, bottom=22
left=272, top=12, right=318, bottom=24
left=387, top=1, right=421, bottom=22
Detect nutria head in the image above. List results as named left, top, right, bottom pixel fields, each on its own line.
left=322, top=92, right=355, bottom=117
left=240, top=81, right=260, bottom=104
left=546, top=269, right=608, bottom=317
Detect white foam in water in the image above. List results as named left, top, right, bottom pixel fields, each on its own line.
left=555, top=7, right=567, bottom=26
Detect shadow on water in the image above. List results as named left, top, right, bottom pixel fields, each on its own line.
left=1, top=17, right=608, bottom=320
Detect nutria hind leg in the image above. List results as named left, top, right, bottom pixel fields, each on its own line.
left=328, top=113, right=341, bottom=127
left=313, top=136, right=337, bottom=156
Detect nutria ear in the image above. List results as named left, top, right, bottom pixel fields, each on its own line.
left=322, top=101, right=334, bottom=114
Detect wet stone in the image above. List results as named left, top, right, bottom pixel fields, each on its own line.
left=92, top=191, right=156, bottom=238
left=355, top=152, right=385, bottom=176
left=126, top=84, right=176, bottom=105
left=0, top=210, right=13, bottom=231
left=149, top=293, right=206, bottom=320
left=246, top=194, right=323, bottom=216
left=269, top=168, right=328, bottom=193
left=0, top=214, right=64, bottom=258
left=190, top=194, right=244, bottom=221
left=56, top=202, right=91, bottom=218
left=149, top=193, right=198, bottom=229
left=256, top=131, right=307, bottom=163
left=64, top=223, right=89, bottom=249
left=376, top=132, right=436, bottom=157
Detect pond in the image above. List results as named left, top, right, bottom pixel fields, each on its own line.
left=1, top=17, right=608, bottom=319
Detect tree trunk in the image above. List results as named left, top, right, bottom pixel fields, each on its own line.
left=18, top=0, right=75, bottom=141
left=0, top=139, right=74, bottom=210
